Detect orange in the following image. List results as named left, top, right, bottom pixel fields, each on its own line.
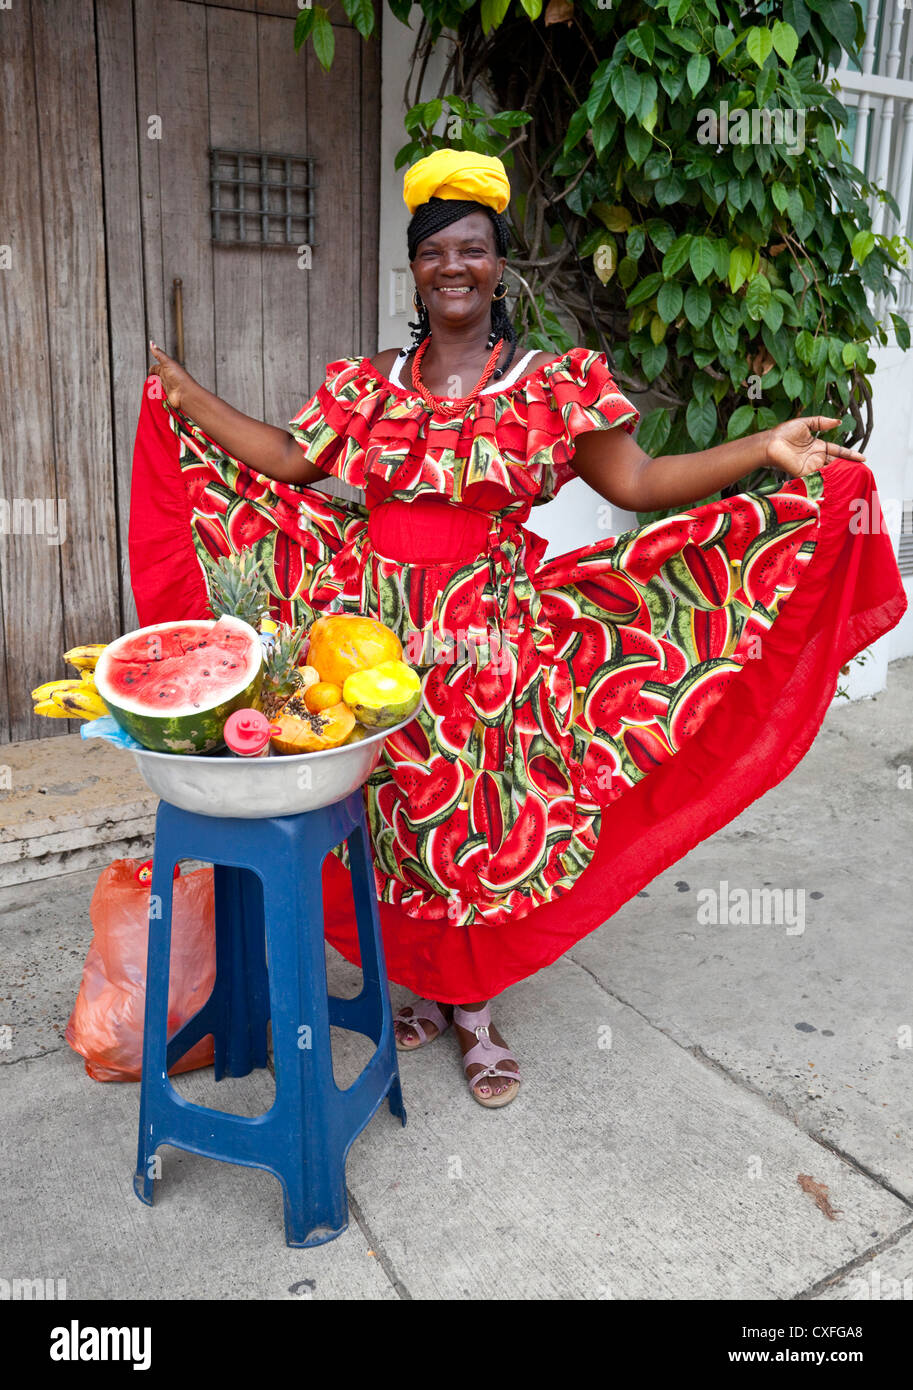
left=307, top=615, right=402, bottom=688
left=304, top=681, right=343, bottom=713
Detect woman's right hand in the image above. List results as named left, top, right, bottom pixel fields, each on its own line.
left=148, top=340, right=192, bottom=410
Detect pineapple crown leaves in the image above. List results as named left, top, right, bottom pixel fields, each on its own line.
left=263, top=623, right=308, bottom=695
left=203, top=550, right=270, bottom=627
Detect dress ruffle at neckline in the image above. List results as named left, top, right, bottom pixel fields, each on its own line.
left=287, top=346, right=641, bottom=506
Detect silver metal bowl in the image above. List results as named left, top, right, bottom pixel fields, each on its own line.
left=128, top=711, right=419, bottom=819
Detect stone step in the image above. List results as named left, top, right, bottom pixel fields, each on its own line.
left=0, top=733, right=156, bottom=886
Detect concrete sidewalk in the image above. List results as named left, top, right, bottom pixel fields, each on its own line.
left=1, top=663, right=911, bottom=1300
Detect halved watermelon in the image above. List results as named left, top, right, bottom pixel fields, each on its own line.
left=94, top=617, right=263, bottom=753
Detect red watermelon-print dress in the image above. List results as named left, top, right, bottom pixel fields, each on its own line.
left=130, top=347, right=907, bottom=1002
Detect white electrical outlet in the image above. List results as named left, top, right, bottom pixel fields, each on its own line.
left=390, top=269, right=408, bottom=317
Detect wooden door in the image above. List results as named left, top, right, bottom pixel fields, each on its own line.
left=0, top=0, right=380, bottom=744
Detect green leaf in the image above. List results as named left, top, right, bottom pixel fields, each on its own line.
left=686, top=53, right=710, bottom=98
left=693, top=372, right=713, bottom=406
left=664, top=25, right=702, bottom=54
left=422, top=98, right=443, bottom=130
left=827, top=1, right=859, bottom=54
left=727, top=404, right=755, bottom=439
left=645, top=218, right=674, bottom=252
left=684, top=283, right=711, bottom=328
left=657, top=281, right=683, bottom=322
left=627, top=272, right=664, bottom=307
left=745, top=27, right=774, bottom=68
left=771, top=181, right=789, bottom=214
left=713, top=25, right=737, bottom=57
left=638, top=75, right=658, bottom=123
left=610, top=67, right=644, bottom=120
left=563, top=105, right=591, bottom=154
left=745, top=274, right=772, bottom=321
left=783, top=0, right=811, bottom=40
left=480, top=0, right=511, bottom=35
left=686, top=397, right=718, bottom=449
left=655, top=173, right=686, bottom=207
left=624, top=122, right=652, bottom=166
left=795, top=329, right=814, bottom=364
left=293, top=8, right=315, bottom=49
left=689, top=237, right=716, bottom=285
left=587, top=59, right=614, bottom=123
left=667, top=0, right=691, bottom=24
left=761, top=296, right=784, bottom=333
left=627, top=225, right=646, bottom=258
left=816, top=123, right=838, bottom=162
left=755, top=66, right=777, bottom=107
left=891, top=313, right=911, bottom=350
left=729, top=245, right=752, bottom=292
left=618, top=256, right=639, bottom=288
left=809, top=335, right=828, bottom=370
left=640, top=341, right=668, bottom=382
left=594, top=112, right=620, bottom=158
left=782, top=366, right=804, bottom=398
left=518, top=0, right=543, bottom=17
left=771, top=19, right=799, bottom=66
left=311, top=8, right=335, bottom=70
left=851, top=230, right=875, bottom=263
left=637, top=407, right=671, bottom=456
left=662, top=235, right=692, bottom=276
left=712, top=308, right=739, bottom=354
left=627, top=27, right=656, bottom=65
left=342, top=0, right=375, bottom=39
left=660, top=67, right=685, bottom=102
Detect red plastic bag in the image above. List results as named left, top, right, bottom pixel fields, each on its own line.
left=65, top=857, right=216, bottom=1081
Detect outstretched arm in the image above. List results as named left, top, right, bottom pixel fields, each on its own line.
left=147, top=342, right=326, bottom=486
left=571, top=415, right=867, bottom=513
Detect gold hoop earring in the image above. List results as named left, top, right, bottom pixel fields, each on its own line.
left=412, top=289, right=424, bottom=311
left=491, top=282, right=508, bottom=300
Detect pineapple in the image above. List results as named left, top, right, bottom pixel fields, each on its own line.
left=261, top=622, right=309, bottom=718
left=204, top=550, right=269, bottom=629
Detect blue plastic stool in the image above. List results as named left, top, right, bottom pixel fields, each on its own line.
left=133, top=789, right=406, bottom=1247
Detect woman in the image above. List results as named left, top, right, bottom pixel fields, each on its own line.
left=138, top=149, right=906, bottom=1109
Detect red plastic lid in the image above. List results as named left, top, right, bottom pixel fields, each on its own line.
left=223, top=708, right=273, bottom=756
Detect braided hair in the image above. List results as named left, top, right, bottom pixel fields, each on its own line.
left=404, top=195, right=518, bottom=379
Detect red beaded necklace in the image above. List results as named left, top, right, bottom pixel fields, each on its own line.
left=410, top=335, right=505, bottom=416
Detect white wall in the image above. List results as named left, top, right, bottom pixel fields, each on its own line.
left=378, top=13, right=911, bottom=698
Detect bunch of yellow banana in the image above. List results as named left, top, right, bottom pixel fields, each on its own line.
left=32, top=644, right=109, bottom=721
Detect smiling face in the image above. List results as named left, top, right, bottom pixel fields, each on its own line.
left=410, top=210, right=506, bottom=331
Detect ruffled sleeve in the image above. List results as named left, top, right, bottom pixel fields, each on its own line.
left=287, top=348, right=640, bottom=507
left=287, top=357, right=379, bottom=477
left=523, top=348, right=641, bottom=501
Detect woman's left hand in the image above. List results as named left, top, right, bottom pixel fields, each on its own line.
left=766, top=415, right=867, bottom=477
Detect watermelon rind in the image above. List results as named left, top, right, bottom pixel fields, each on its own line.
left=94, top=617, right=263, bottom=754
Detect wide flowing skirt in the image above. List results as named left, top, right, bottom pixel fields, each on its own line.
left=130, top=382, right=907, bottom=1001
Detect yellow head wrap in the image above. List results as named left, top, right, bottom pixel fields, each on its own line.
left=403, top=149, right=510, bottom=216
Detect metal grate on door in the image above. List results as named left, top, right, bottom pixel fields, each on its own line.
left=209, top=148, right=315, bottom=247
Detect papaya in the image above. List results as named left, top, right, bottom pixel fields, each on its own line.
left=270, top=695, right=355, bottom=754
left=307, top=615, right=402, bottom=688
left=342, top=660, right=421, bottom=729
